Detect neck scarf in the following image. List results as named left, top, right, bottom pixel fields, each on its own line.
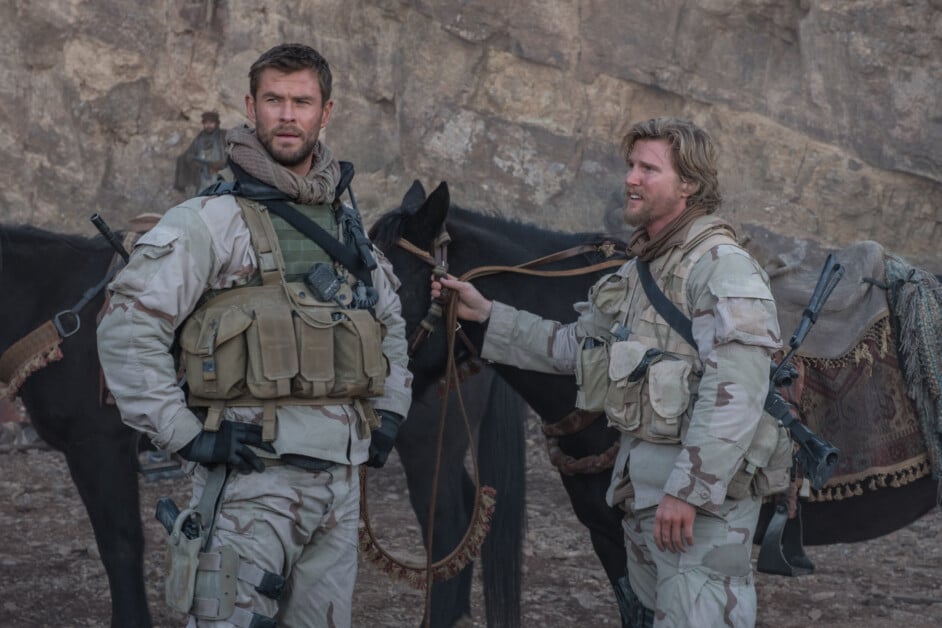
left=227, top=126, right=340, bottom=205
left=627, top=205, right=726, bottom=262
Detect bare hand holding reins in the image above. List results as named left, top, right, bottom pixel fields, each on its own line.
left=431, top=275, right=493, bottom=323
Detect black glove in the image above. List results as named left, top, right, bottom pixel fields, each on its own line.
left=367, top=411, right=403, bottom=468
left=177, top=420, right=275, bottom=473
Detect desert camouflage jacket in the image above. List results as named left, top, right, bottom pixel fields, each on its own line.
left=481, top=215, right=781, bottom=512
left=97, top=195, right=412, bottom=466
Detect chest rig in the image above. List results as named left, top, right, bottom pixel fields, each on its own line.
left=585, top=216, right=738, bottom=444
left=179, top=175, right=387, bottom=441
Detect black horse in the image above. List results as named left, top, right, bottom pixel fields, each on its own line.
left=370, top=181, right=635, bottom=626
left=370, top=180, right=942, bottom=626
left=0, top=220, right=529, bottom=628
left=0, top=225, right=150, bottom=628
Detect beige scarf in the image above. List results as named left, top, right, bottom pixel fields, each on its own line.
left=227, top=126, right=340, bottom=204
left=627, top=205, right=732, bottom=262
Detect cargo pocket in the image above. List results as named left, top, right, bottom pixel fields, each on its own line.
left=245, top=303, right=298, bottom=398
left=646, top=358, right=692, bottom=441
left=331, top=309, right=387, bottom=397
left=292, top=308, right=336, bottom=398
left=603, top=340, right=654, bottom=432
left=179, top=306, right=252, bottom=399
left=728, top=411, right=794, bottom=499
left=575, top=337, right=609, bottom=412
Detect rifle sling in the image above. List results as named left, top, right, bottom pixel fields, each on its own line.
left=635, top=259, right=697, bottom=348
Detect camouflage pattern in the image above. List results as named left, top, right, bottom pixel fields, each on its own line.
left=97, top=194, right=412, bottom=461
left=482, top=215, right=780, bottom=626
left=183, top=463, right=362, bottom=628
left=624, top=495, right=761, bottom=627
left=97, top=193, right=411, bottom=627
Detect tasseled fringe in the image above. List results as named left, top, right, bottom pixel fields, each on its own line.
left=358, top=486, right=497, bottom=590
left=803, top=317, right=891, bottom=371
left=808, top=459, right=931, bottom=502
left=0, top=344, right=64, bottom=400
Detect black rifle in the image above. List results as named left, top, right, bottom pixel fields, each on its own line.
left=90, top=213, right=130, bottom=263
left=765, top=253, right=844, bottom=490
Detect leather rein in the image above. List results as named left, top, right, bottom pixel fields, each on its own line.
left=363, top=226, right=626, bottom=623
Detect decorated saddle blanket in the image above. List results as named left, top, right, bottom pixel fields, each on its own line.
left=770, top=241, right=942, bottom=500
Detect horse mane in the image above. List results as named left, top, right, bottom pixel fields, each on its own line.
left=0, top=223, right=110, bottom=275
left=368, top=207, right=409, bottom=249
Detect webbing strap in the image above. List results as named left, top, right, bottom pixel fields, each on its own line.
left=190, top=600, right=276, bottom=628
left=196, top=551, right=286, bottom=600
left=635, top=259, right=696, bottom=348
left=195, top=465, right=229, bottom=551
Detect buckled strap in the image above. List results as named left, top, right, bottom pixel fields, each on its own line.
left=190, top=599, right=277, bottom=628
left=196, top=551, right=287, bottom=600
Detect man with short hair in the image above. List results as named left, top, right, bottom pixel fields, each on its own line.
left=99, top=43, right=412, bottom=627
left=435, top=117, right=781, bottom=627
left=175, top=110, right=230, bottom=195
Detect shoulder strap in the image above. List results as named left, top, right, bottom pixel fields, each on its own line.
left=212, top=160, right=374, bottom=284
left=636, top=259, right=696, bottom=348
left=263, top=198, right=372, bottom=285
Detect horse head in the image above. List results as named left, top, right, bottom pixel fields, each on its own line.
left=370, top=180, right=460, bottom=394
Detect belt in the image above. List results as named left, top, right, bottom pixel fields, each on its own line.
left=262, top=454, right=336, bottom=472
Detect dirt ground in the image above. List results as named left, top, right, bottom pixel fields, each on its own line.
left=1, top=413, right=941, bottom=628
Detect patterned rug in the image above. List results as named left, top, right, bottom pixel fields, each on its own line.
left=792, top=316, right=931, bottom=501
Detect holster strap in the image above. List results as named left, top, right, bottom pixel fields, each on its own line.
left=196, top=551, right=287, bottom=600
left=190, top=598, right=277, bottom=628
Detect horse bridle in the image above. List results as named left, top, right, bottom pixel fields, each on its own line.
left=359, top=225, right=628, bottom=623
left=396, top=225, right=628, bottom=360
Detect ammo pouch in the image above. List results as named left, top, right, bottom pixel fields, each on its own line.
left=179, top=284, right=387, bottom=405
left=575, top=336, right=610, bottom=412
left=726, top=410, right=794, bottom=499
left=603, top=339, right=694, bottom=443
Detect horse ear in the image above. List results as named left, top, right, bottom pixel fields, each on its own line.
left=402, top=181, right=450, bottom=248
left=399, top=180, right=427, bottom=215
left=424, top=182, right=450, bottom=229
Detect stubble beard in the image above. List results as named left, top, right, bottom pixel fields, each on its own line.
left=257, top=125, right=320, bottom=170
left=622, top=193, right=648, bottom=228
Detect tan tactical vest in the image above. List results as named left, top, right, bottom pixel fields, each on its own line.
left=178, top=198, right=387, bottom=440
left=580, top=216, right=737, bottom=444
left=579, top=215, right=792, bottom=497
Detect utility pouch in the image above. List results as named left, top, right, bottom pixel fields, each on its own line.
left=179, top=306, right=252, bottom=399
left=575, top=336, right=610, bottom=412
left=726, top=410, right=794, bottom=499
left=604, top=340, right=692, bottom=442
left=245, top=302, right=298, bottom=398
left=304, top=262, right=342, bottom=302
left=331, top=309, right=387, bottom=397
left=292, top=308, right=336, bottom=398
left=164, top=508, right=204, bottom=614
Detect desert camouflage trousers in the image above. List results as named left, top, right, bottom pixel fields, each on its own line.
left=623, top=495, right=761, bottom=628
left=184, top=461, right=360, bottom=628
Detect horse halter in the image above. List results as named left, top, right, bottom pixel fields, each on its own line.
left=396, top=226, right=629, bottom=361
left=395, top=226, right=479, bottom=360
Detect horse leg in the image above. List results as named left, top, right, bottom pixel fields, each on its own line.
left=396, top=385, right=476, bottom=627
left=559, top=471, right=632, bottom=627
left=478, top=374, right=526, bottom=628
left=62, top=426, right=151, bottom=628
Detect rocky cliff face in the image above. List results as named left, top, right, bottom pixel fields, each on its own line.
left=3, top=0, right=940, bottom=270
